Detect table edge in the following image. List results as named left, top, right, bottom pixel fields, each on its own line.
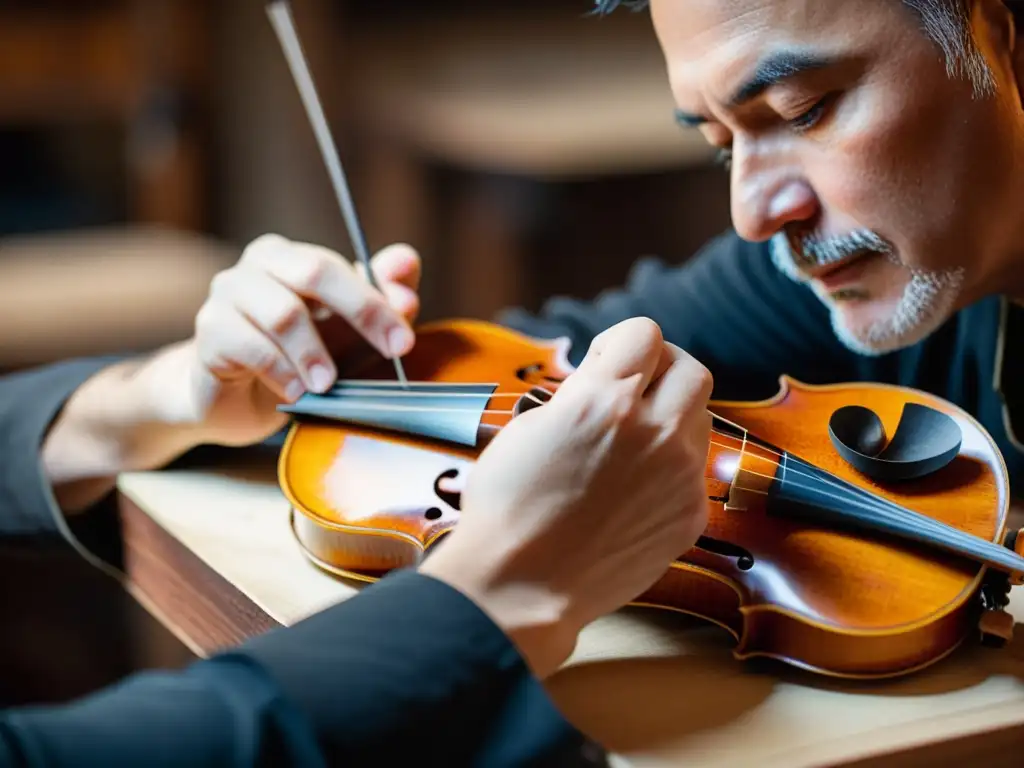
left=113, top=488, right=1024, bottom=765
left=117, top=492, right=282, bottom=657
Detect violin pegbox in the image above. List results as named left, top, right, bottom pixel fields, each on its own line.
left=827, top=402, right=963, bottom=483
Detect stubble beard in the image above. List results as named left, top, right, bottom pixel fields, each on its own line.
left=769, top=229, right=965, bottom=356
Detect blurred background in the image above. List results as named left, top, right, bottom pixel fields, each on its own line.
left=0, top=0, right=731, bottom=374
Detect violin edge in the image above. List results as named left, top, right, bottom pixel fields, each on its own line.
left=273, top=318, right=1018, bottom=681
left=713, top=374, right=1014, bottom=570
left=285, top=519, right=983, bottom=681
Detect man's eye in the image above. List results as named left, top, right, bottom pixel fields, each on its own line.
left=788, top=94, right=832, bottom=132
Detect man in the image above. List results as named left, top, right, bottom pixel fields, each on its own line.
left=179, top=0, right=1024, bottom=491
left=503, top=0, right=1023, bottom=489
left=0, top=232, right=713, bottom=765
left=197, top=0, right=1024, bottom=482
left=3, top=0, right=1019, bottom=761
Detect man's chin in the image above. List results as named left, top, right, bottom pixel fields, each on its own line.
left=769, top=231, right=965, bottom=356
left=825, top=307, right=901, bottom=356
left=823, top=293, right=956, bottom=357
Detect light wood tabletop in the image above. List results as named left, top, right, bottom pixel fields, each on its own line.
left=115, top=453, right=1024, bottom=767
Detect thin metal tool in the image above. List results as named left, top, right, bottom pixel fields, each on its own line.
left=265, top=0, right=408, bottom=387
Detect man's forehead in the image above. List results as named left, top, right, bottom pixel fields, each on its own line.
left=651, top=0, right=872, bottom=49
left=651, top=0, right=881, bottom=103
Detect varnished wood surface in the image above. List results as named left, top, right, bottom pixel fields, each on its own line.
left=278, top=321, right=1017, bottom=679
left=116, top=455, right=1024, bottom=767
left=120, top=493, right=279, bottom=656
left=280, top=320, right=575, bottom=575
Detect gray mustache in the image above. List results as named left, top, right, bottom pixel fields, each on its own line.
left=789, top=229, right=893, bottom=268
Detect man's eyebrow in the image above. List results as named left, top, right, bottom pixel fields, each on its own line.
left=674, top=109, right=706, bottom=127
left=673, top=50, right=836, bottom=127
left=729, top=50, right=836, bottom=106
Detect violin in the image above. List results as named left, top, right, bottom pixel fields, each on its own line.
left=276, top=318, right=1024, bottom=680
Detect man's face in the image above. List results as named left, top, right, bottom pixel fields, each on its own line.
left=650, top=0, right=1023, bottom=355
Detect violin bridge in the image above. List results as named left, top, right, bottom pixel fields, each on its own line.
left=723, top=489, right=753, bottom=513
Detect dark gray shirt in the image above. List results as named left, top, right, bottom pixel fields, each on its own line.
left=499, top=229, right=1024, bottom=492
left=0, top=360, right=602, bottom=765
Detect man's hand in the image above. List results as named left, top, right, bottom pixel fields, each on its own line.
left=419, top=317, right=713, bottom=678
left=41, top=234, right=423, bottom=512
left=162, top=234, right=422, bottom=446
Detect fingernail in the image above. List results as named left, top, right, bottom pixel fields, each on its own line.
left=285, top=379, right=305, bottom=402
left=388, top=326, right=414, bottom=356
left=309, top=364, right=334, bottom=392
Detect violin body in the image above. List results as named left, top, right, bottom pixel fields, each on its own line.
left=278, top=318, right=1023, bottom=679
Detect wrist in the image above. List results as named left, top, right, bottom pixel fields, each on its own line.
left=418, top=536, right=581, bottom=678
left=42, top=343, right=212, bottom=511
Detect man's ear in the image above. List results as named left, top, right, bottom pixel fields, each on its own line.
left=1011, top=3, right=1024, bottom=102
left=974, top=0, right=1022, bottom=100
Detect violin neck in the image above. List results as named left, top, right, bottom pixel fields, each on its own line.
left=767, top=453, right=1024, bottom=577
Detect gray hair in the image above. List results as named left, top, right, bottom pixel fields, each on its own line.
left=592, top=0, right=1016, bottom=97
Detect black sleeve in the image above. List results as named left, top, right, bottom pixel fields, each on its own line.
left=498, top=229, right=863, bottom=400
left=0, top=570, right=604, bottom=767
left=0, top=356, right=124, bottom=543
left=0, top=360, right=602, bottom=766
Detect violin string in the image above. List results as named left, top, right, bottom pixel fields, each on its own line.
left=713, top=444, right=912, bottom=517
left=323, top=382, right=792, bottom=455
left=303, top=391, right=901, bottom=514
left=299, top=393, right=1020, bottom=566
left=314, top=388, right=997, bottom=536
left=318, top=387, right=789, bottom=452
left=716, top=454, right=1023, bottom=567
left=303, top=397, right=895, bottom=515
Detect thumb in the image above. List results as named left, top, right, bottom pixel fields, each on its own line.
left=574, top=317, right=665, bottom=389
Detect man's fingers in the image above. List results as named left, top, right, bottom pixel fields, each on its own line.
left=364, top=243, right=422, bottom=293
left=648, top=339, right=679, bottom=389
left=194, top=303, right=305, bottom=402
left=643, top=345, right=714, bottom=431
left=550, top=319, right=667, bottom=436
left=210, top=267, right=337, bottom=393
left=240, top=234, right=415, bottom=359
left=381, top=281, right=421, bottom=324
left=573, top=317, right=667, bottom=389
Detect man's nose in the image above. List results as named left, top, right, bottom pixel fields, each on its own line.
left=731, top=168, right=818, bottom=243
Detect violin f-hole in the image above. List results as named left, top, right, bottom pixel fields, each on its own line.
left=513, top=387, right=552, bottom=417
left=515, top=363, right=565, bottom=386
left=432, top=468, right=462, bottom=513
left=695, top=535, right=755, bottom=571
